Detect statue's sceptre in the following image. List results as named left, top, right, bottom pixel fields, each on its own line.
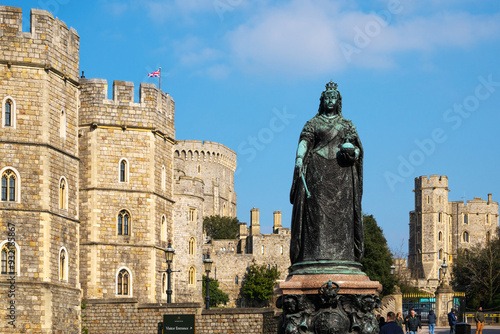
left=301, top=173, right=311, bottom=199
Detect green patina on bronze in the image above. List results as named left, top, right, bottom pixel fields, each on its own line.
left=289, top=80, right=364, bottom=275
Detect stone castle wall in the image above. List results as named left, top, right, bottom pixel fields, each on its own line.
left=172, top=176, right=204, bottom=303
left=0, top=6, right=81, bottom=332
left=409, top=175, right=499, bottom=291
left=81, top=299, right=279, bottom=334
left=78, top=79, right=175, bottom=304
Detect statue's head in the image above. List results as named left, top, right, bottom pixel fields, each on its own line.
left=319, top=80, right=342, bottom=115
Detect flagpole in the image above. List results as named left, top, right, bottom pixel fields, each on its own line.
left=159, top=67, right=162, bottom=91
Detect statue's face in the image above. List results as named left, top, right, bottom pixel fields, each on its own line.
left=322, top=91, right=339, bottom=112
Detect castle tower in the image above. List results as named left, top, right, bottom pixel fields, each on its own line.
left=172, top=171, right=204, bottom=302
left=78, top=79, right=175, bottom=303
left=174, top=140, right=237, bottom=218
left=0, top=6, right=81, bottom=332
left=409, top=175, right=450, bottom=289
left=173, top=140, right=237, bottom=302
left=409, top=175, right=499, bottom=291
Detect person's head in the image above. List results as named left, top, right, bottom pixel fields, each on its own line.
left=479, top=307, right=483, bottom=311
left=319, top=80, right=342, bottom=115
left=387, top=312, right=396, bottom=321
left=410, top=309, right=415, bottom=317
left=451, top=308, right=455, bottom=313
left=396, top=312, right=402, bottom=318
left=429, top=310, right=434, bottom=314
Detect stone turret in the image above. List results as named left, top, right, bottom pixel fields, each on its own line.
left=250, top=208, right=261, bottom=235
left=0, top=6, right=80, bottom=332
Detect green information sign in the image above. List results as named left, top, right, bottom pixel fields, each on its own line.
left=163, top=314, right=195, bottom=333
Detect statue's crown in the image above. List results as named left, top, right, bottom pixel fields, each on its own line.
left=322, top=80, right=340, bottom=98
left=325, top=80, right=338, bottom=91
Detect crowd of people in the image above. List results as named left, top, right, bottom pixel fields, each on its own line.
left=378, top=307, right=485, bottom=334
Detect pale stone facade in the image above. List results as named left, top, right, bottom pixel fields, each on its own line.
left=0, top=6, right=81, bottom=333
left=205, top=209, right=291, bottom=307
left=0, top=6, right=288, bottom=332
left=408, top=175, right=499, bottom=292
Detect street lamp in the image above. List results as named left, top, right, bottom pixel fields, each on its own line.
left=165, top=241, right=175, bottom=303
left=390, top=265, right=396, bottom=276
left=441, top=258, right=448, bottom=285
left=203, top=252, right=213, bottom=310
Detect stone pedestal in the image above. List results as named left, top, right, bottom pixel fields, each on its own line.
left=276, top=274, right=382, bottom=334
left=435, top=284, right=454, bottom=327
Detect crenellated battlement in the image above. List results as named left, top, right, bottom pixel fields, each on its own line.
left=175, top=140, right=237, bottom=171
left=415, top=175, right=448, bottom=190
left=0, top=6, right=79, bottom=81
left=78, top=79, right=175, bottom=140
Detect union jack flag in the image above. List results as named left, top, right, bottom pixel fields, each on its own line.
left=148, top=69, right=160, bottom=77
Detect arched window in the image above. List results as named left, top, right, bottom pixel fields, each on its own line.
left=59, top=177, right=67, bottom=210
left=119, top=159, right=128, bottom=183
left=462, top=231, right=469, bottom=243
left=189, top=237, right=195, bottom=255
left=486, top=231, right=491, bottom=243
left=118, top=210, right=130, bottom=235
left=438, top=268, right=442, bottom=280
left=1, top=242, right=17, bottom=275
left=235, top=275, right=239, bottom=285
left=464, top=214, right=468, bottom=224
left=59, top=248, right=68, bottom=281
left=0, top=241, right=19, bottom=276
left=1, top=169, right=18, bottom=202
left=161, top=215, right=166, bottom=241
left=3, top=97, right=15, bottom=128
left=161, top=165, right=166, bottom=190
left=438, top=249, right=443, bottom=260
left=188, top=267, right=195, bottom=285
left=280, top=245, right=284, bottom=255
left=463, top=249, right=469, bottom=258
left=438, top=232, right=442, bottom=241
left=60, top=109, right=66, bottom=138
left=189, top=209, right=196, bottom=222
left=117, top=268, right=131, bottom=296
left=261, top=245, right=264, bottom=255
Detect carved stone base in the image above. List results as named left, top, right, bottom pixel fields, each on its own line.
left=276, top=275, right=382, bottom=334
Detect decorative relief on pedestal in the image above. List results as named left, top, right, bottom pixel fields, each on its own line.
left=277, top=280, right=381, bottom=334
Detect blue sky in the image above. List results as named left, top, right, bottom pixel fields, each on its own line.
left=6, top=0, right=500, bottom=254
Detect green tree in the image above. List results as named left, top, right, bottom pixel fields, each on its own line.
left=203, top=215, right=240, bottom=240
left=241, top=261, right=280, bottom=307
left=202, top=276, right=229, bottom=307
left=452, top=227, right=500, bottom=309
left=361, top=214, right=397, bottom=297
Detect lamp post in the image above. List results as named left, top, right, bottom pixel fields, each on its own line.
left=203, top=252, right=213, bottom=310
left=165, top=241, right=175, bottom=303
left=441, top=258, right=448, bottom=286
left=390, top=265, right=396, bottom=276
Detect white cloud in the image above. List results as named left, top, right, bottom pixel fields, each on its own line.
left=225, top=0, right=500, bottom=76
